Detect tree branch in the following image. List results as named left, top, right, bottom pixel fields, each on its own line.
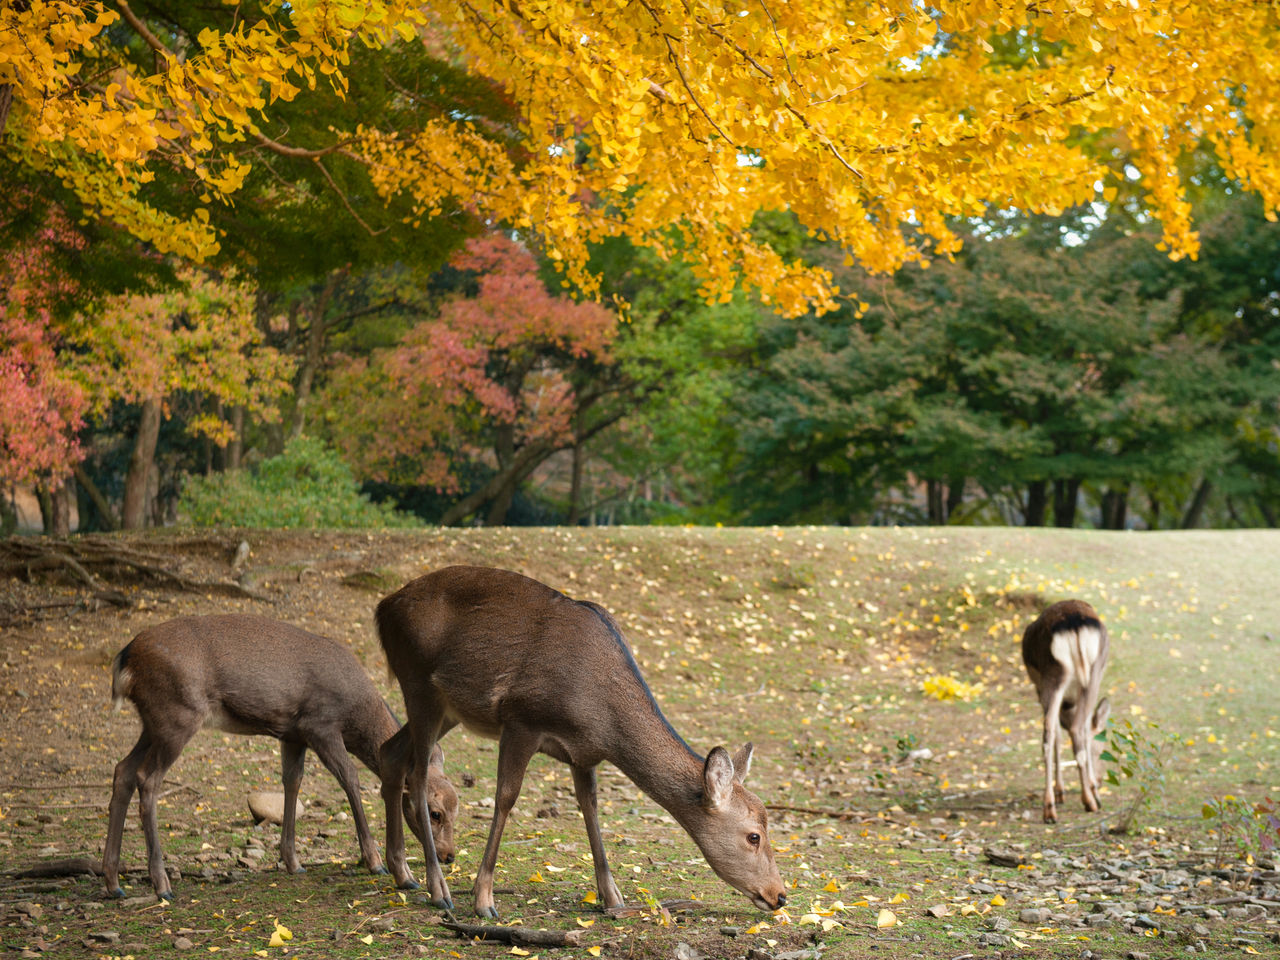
left=114, top=0, right=173, bottom=59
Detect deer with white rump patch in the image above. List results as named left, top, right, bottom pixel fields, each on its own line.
left=376, top=565, right=787, bottom=918
left=1021, top=599, right=1112, bottom=823
left=104, top=614, right=458, bottom=900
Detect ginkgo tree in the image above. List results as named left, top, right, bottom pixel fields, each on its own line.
left=6, top=1, right=1279, bottom=317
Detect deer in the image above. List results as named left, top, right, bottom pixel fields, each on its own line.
left=1021, top=599, right=1112, bottom=823
left=104, top=614, right=459, bottom=901
left=375, top=565, right=788, bottom=918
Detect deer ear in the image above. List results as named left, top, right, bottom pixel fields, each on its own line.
left=1092, top=697, right=1112, bottom=733
left=429, top=742, right=445, bottom=771
left=703, top=747, right=736, bottom=809
left=731, top=742, right=754, bottom=784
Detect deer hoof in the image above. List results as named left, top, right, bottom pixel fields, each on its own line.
left=397, top=878, right=420, bottom=891
left=109, top=887, right=127, bottom=899
left=476, top=905, right=498, bottom=920
left=433, top=895, right=455, bottom=911
left=158, top=890, right=175, bottom=902
left=370, top=865, right=388, bottom=876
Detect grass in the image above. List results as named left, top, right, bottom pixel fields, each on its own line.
left=1, top=525, right=1278, bottom=959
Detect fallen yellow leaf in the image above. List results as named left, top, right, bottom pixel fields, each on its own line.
left=576, top=918, right=596, bottom=928
left=359, top=934, right=374, bottom=945
left=823, top=879, right=840, bottom=893
left=587, top=948, right=602, bottom=958
left=582, top=890, right=598, bottom=905
left=876, top=909, right=899, bottom=929
left=889, top=892, right=910, bottom=904
left=510, top=949, right=530, bottom=957
left=990, top=894, right=1006, bottom=906
left=528, top=871, right=545, bottom=883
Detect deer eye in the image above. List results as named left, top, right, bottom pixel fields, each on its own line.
left=747, top=832, right=761, bottom=847
left=430, top=810, right=443, bottom=823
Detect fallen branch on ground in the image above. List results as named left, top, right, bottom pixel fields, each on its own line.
left=439, top=921, right=584, bottom=948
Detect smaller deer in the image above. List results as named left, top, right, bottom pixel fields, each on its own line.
left=376, top=565, right=787, bottom=918
left=1022, top=599, right=1112, bottom=823
left=104, top=614, right=459, bottom=900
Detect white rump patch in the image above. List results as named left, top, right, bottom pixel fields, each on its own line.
left=1049, top=624, right=1103, bottom=698
left=111, top=666, right=133, bottom=711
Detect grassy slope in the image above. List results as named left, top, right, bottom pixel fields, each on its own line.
left=1, top=525, right=1277, bottom=959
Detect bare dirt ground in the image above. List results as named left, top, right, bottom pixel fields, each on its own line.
left=1, top=526, right=1278, bottom=960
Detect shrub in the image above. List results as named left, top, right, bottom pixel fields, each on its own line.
left=179, top=436, right=420, bottom=529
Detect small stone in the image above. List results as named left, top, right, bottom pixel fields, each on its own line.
left=247, top=791, right=303, bottom=826
left=242, top=847, right=265, bottom=861
left=1193, top=923, right=1211, bottom=936
left=977, top=931, right=1010, bottom=947
left=970, top=882, right=997, bottom=894
left=370, top=917, right=394, bottom=932
left=1204, top=908, right=1223, bottom=919
left=719, top=926, right=742, bottom=937
left=1126, top=953, right=1151, bottom=960
left=174, top=936, right=195, bottom=950
left=926, top=904, right=950, bottom=919
left=88, top=931, right=120, bottom=944
left=1020, top=907, right=1049, bottom=924
left=1084, top=914, right=1111, bottom=928
left=13, top=903, right=43, bottom=920
left=1226, top=907, right=1249, bottom=919
left=986, top=916, right=1012, bottom=932
left=674, top=942, right=704, bottom=960
left=1132, top=914, right=1160, bottom=930
left=119, top=896, right=153, bottom=908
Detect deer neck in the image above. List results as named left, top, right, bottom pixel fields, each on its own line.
left=609, top=708, right=707, bottom=828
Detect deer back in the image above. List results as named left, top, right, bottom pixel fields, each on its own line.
left=1021, top=599, right=1109, bottom=709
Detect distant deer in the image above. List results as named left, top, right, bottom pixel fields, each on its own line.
left=1022, top=599, right=1112, bottom=823
left=104, top=614, right=459, bottom=900
left=376, top=565, right=787, bottom=918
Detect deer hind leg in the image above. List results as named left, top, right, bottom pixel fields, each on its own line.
left=278, top=740, right=307, bottom=874
left=310, top=734, right=382, bottom=874
left=570, top=763, right=624, bottom=910
left=135, top=732, right=188, bottom=899
left=379, top=726, right=419, bottom=890
left=1040, top=686, right=1068, bottom=823
left=103, top=733, right=151, bottom=898
left=473, top=725, right=541, bottom=919
left=1069, top=711, right=1100, bottom=813
left=407, top=727, right=453, bottom=909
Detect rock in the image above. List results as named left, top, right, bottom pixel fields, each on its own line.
left=746, top=950, right=772, bottom=960
left=719, top=926, right=742, bottom=937
left=13, top=903, right=43, bottom=920
left=970, top=882, right=996, bottom=894
left=174, top=936, right=195, bottom=950
left=119, top=896, right=153, bottom=908
left=926, top=904, right=951, bottom=918
left=977, top=932, right=1010, bottom=947
left=986, top=916, right=1012, bottom=932
left=247, top=791, right=303, bottom=826
left=674, top=943, right=704, bottom=960
left=1132, top=914, right=1160, bottom=930
left=1193, top=923, right=1211, bottom=936
left=1020, top=908, right=1050, bottom=924
left=88, top=931, right=120, bottom=944
left=242, top=847, right=265, bottom=861
left=1083, top=913, right=1111, bottom=928
left=1125, top=953, right=1151, bottom=960
left=370, top=917, right=395, bottom=932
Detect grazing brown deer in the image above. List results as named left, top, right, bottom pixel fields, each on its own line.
left=376, top=565, right=787, bottom=918
left=1022, top=600, right=1112, bottom=823
left=104, top=614, right=458, bottom=900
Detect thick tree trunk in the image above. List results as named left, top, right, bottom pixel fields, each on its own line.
left=72, top=463, right=118, bottom=531
left=1024, top=480, right=1048, bottom=527
left=1180, top=477, right=1212, bottom=529
left=288, top=271, right=343, bottom=441
left=52, top=474, right=73, bottom=536
left=1052, top=478, right=1080, bottom=528
left=946, top=478, right=965, bottom=521
left=122, top=397, right=162, bottom=530
left=926, top=479, right=944, bottom=524
left=0, top=488, right=16, bottom=536
left=1100, top=484, right=1129, bottom=530
left=440, top=440, right=555, bottom=526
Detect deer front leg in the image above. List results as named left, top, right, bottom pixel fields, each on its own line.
left=278, top=741, right=307, bottom=874
left=103, top=735, right=149, bottom=898
left=311, top=736, right=384, bottom=874
left=379, top=726, right=418, bottom=890
left=570, top=764, right=624, bottom=910
left=474, top=726, right=540, bottom=919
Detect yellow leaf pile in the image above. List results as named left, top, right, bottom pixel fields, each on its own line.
left=922, top=674, right=985, bottom=702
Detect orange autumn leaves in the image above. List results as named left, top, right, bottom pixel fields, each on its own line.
left=7, top=2, right=1280, bottom=316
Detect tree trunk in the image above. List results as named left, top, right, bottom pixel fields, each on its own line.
left=1052, top=478, right=1080, bottom=528
left=567, top=440, right=584, bottom=526
left=52, top=473, right=73, bottom=536
left=288, top=271, right=344, bottom=441
left=440, top=440, right=556, bottom=526
left=36, top=483, right=54, bottom=535
left=0, top=487, right=16, bottom=536
left=1024, top=480, right=1048, bottom=527
left=946, top=477, right=965, bottom=521
left=926, top=479, right=944, bottom=524
left=1100, top=484, right=1129, bottom=530
left=122, top=397, right=162, bottom=530
left=226, top=404, right=245, bottom=471
left=1180, top=477, right=1212, bottom=529
left=72, top=462, right=119, bottom=531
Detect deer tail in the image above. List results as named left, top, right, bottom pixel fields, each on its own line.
left=110, top=643, right=135, bottom=711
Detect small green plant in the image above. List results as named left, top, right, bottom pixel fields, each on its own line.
left=1099, top=718, right=1181, bottom=834
left=1202, top=794, right=1280, bottom=881
left=865, top=732, right=940, bottom=812
left=179, top=435, right=420, bottom=529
